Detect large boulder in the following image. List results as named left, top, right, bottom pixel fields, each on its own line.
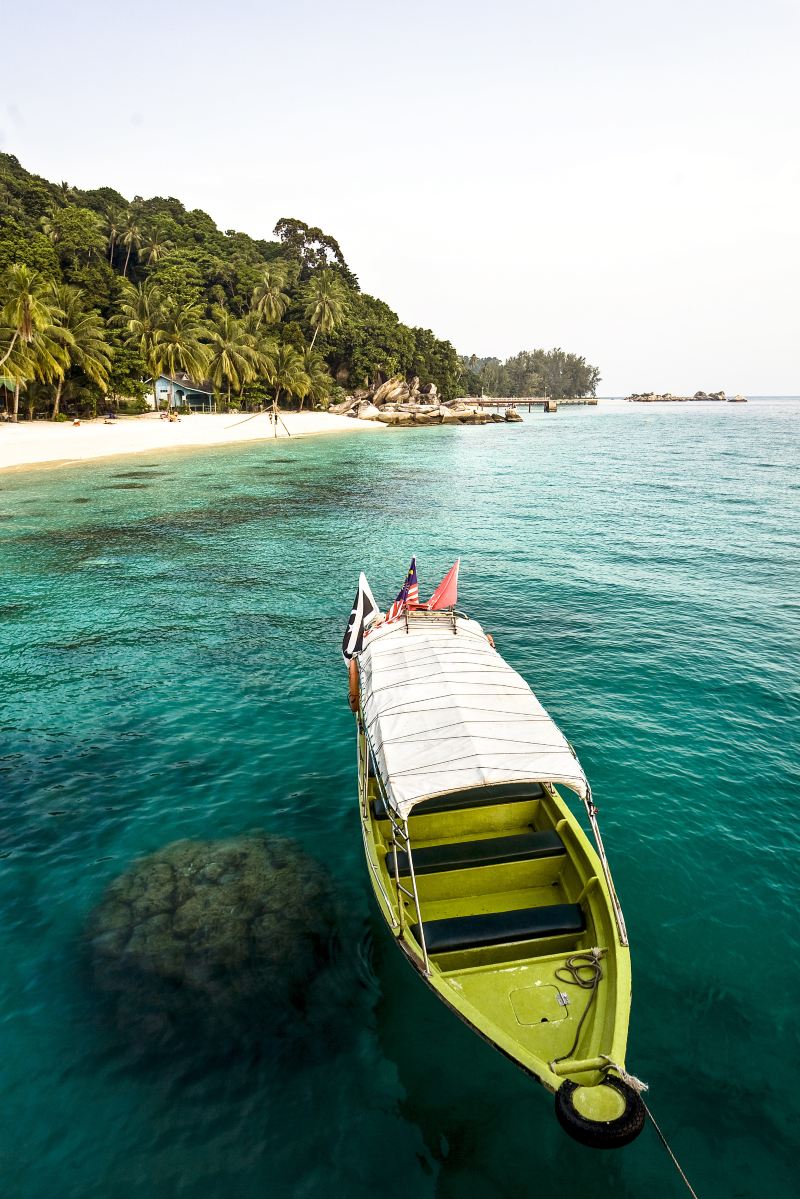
left=328, top=396, right=359, bottom=415
left=505, top=408, right=523, bottom=422
left=355, top=402, right=382, bottom=421
left=86, top=833, right=337, bottom=1054
left=372, top=376, right=409, bottom=407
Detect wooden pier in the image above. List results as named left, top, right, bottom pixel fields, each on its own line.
left=462, top=397, right=599, bottom=412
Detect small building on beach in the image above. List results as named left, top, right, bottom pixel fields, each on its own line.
left=150, top=373, right=215, bottom=412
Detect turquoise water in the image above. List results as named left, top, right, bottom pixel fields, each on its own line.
left=1, top=400, right=798, bottom=1198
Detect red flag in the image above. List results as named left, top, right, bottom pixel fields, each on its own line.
left=426, top=559, right=460, bottom=610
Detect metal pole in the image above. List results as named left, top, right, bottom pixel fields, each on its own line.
left=404, top=818, right=430, bottom=974
left=585, top=788, right=629, bottom=946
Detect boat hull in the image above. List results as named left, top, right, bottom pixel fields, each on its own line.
left=358, top=730, right=633, bottom=1097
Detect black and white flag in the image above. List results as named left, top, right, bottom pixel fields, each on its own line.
left=342, top=573, right=379, bottom=662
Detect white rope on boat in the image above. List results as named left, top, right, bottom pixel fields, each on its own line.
left=599, top=1055, right=649, bottom=1093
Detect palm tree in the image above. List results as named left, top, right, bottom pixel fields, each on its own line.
left=0, top=265, right=62, bottom=382
left=300, top=345, right=332, bottom=411
left=205, top=306, right=271, bottom=406
left=1, top=339, right=33, bottom=423
left=271, top=343, right=310, bottom=412
left=117, top=281, right=166, bottom=406
left=157, top=298, right=211, bottom=410
left=105, top=206, right=126, bottom=265
left=2, top=319, right=70, bottom=423
left=49, top=284, right=111, bottom=417
left=139, top=226, right=174, bottom=270
left=120, top=211, right=143, bottom=278
left=251, top=263, right=290, bottom=325
left=40, top=211, right=61, bottom=245
left=303, top=269, right=348, bottom=349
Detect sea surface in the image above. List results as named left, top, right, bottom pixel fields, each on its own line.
left=1, top=398, right=798, bottom=1199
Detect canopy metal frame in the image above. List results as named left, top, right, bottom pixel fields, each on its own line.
left=584, top=786, right=629, bottom=946
left=356, top=619, right=630, bottom=956
left=359, top=695, right=431, bottom=973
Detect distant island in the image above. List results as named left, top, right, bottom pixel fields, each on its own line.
left=461, top=350, right=600, bottom=401
left=626, top=391, right=747, bottom=403
left=0, top=152, right=600, bottom=423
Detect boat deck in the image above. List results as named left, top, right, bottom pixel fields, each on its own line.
left=438, top=949, right=608, bottom=1067
left=363, top=770, right=627, bottom=1081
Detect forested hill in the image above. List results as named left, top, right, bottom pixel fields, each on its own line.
left=0, top=152, right=600, bottom=419
left=461, top=351, right=601, bottom=400
left=0, top=152, right=465, bottom=416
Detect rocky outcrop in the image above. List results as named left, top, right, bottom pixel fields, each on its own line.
left=86, top=833, right=338, bottom=1055
left=329, top=378, right=519, bottom=427
left=627, top=391, right=728, bottom=403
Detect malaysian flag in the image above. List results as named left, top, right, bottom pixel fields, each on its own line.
left=386, top=556, right=419, bottom=623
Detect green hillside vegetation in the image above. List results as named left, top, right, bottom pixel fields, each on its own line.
left=0, top=153, right=601, bottom=421
left=461, top=350, right=601, bottom=399
left=0, top=153, right=466, bottom=420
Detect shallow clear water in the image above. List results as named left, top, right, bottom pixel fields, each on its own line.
left=1, top=400, right=798, bottom=1198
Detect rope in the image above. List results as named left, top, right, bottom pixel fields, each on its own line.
left=642, top=1098, right=700, bottom=1199
left=224, top=412, right=262, bottom=429
left=598, top=1057, right=699, bottom=1196
left=599, top=1055, right=649, bottom=1094
left=533, top=935, right=697, bottom=1193
left=550, top=948, right=605, bottom=1066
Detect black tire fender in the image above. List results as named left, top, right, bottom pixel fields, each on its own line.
left=555, top=1074, right=646, bottom=1149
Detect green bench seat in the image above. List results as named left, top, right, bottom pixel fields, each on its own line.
left=411, top=903, right=585, bottom=955
left=370, top=780, right=545, bottom=822
left=385, top=829, right=564, bottom=877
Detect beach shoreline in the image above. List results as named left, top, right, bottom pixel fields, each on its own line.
left=0, top=411, right=385, bottom=472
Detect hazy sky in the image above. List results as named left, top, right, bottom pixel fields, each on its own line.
left=3, top=0, right=798, bottom=393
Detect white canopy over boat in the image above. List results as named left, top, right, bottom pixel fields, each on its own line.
left=358, top=613, right=590, bottom=819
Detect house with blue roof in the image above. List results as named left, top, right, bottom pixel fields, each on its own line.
left=151, top=372, right=215, bottom=412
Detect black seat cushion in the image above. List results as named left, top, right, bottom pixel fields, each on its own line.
left=370, top=781, right=544, bottom=822
left=411, top=903, right=585, bottom=955
left=386, top=829, right=564, bottom=877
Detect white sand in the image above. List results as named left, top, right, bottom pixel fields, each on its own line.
left=0, top=411, right=385, bottom=471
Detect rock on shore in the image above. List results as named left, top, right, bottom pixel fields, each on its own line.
left=329, top=376, right=520, bottom=425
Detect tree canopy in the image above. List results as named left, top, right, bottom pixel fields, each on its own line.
left=461, top=349, right=601, bottom=399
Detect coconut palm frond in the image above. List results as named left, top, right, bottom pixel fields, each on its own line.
left=303, top=269, right=348, bottom=349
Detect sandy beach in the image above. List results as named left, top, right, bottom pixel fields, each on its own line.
left=0, top=411, right=385, bottom=471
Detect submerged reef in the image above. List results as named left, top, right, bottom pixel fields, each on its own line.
left=86, top=833, right=337, bottom=1054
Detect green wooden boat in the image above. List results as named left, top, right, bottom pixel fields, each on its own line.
left=352, top=605, right=645, bottom=1148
